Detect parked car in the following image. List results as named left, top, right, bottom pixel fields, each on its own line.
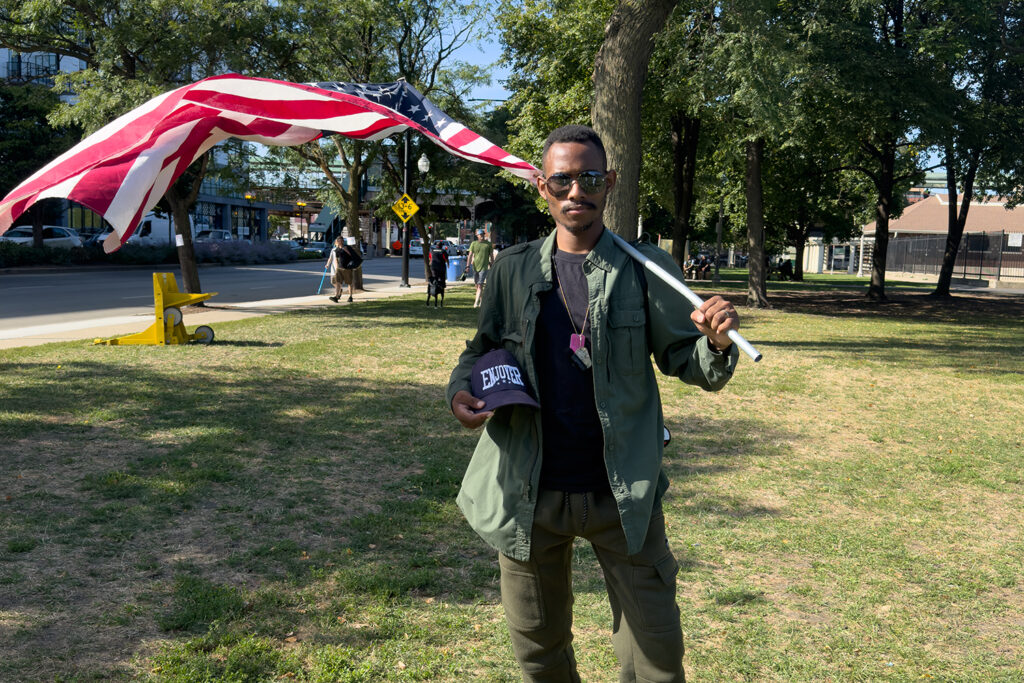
left=195, top=229, right=233, bottom=242
left=409, top=238, right=424, bottom=257
left=302, top=241, right=329, bottom=256
left=0, top=225, right=82, bottom=249
left=276, top=239, right=303, bottom=251
left=83, top=227, right=115, bottom=248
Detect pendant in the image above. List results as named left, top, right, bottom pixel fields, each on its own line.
left=569, top=333, right=586, bottom=352
left=572, top=346, right=592, bottom=370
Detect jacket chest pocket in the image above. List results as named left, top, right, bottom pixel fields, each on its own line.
left=607, top=307, right=647, bottom=375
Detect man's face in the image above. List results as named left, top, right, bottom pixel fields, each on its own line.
left=538, top=141, right=616, bottom=235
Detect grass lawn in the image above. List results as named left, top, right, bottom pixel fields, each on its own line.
left=1, top=277, right=1022, bottom=681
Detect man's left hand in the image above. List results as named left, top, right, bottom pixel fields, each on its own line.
left=690, top=296, right=739, bottom=352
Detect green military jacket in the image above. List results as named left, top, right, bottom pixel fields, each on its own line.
left=447, top=227, right=739, bottom=561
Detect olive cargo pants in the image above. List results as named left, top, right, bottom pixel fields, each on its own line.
left=498, top=489, right=684, bottom=682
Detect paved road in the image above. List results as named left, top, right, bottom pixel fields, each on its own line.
left=0, top=255, right=441, bottom=345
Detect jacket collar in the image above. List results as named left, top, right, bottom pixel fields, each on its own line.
left=540, top=225, right=622, bottom=279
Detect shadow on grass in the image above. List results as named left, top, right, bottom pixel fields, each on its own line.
left=760, top=290, right=1024, bottom=325
left=203, top=340, right=286, bottom=348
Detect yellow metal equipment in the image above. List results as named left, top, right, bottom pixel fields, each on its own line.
left=94, top=273, right=217, bottom=346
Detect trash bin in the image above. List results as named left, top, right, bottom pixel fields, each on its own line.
left=447, top=255, right=466, bottom=281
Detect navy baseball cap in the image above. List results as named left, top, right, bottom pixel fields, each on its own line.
left=470, top=349, right=540, bottom=412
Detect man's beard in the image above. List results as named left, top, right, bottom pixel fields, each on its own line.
left=560, top=202, right=601, bottom=234
left=564, top=220, right=596, bottom=234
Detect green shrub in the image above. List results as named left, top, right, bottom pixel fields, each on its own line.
left=0, top=241, right=49, bottom=267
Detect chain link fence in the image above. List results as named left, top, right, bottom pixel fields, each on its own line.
left=885, top=231, right=1024, bottom=282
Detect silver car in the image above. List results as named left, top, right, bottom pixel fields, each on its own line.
left=0, top=225, right=83, bottom=249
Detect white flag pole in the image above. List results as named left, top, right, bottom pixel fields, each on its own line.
left=611, top=232, right=763, bottom=362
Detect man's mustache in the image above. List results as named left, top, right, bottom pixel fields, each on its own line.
left=561, top=202, right=596, bottom=212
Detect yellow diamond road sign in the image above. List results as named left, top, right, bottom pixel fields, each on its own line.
left=392, top=194, right=419, bottom=223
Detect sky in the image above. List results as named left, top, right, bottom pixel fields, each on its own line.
left=453, top=29, right=511, bottom=106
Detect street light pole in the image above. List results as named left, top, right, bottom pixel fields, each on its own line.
left=713, top=197, right=723, bottom=285
left=400, top=133, right=411, bottom=287
left=245, top=191, right=255, bottom=241
left=713, top=174, right=726, bottom=285
left=296, top=200, right=307, bottom=241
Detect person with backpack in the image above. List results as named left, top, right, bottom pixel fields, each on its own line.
left=326, top=236, right=363, bottom=303
left=447, top=125, right=741, bottom=682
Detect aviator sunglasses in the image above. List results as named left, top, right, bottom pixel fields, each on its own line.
left=541, top=171, right=609, bottom=197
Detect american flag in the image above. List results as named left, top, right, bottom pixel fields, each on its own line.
left=0, top=74, right=540, bottom=252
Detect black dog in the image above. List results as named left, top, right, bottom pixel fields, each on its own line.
left=427, top=277, right=445, bottom=307
left=427, top=248, right=447, bottom=307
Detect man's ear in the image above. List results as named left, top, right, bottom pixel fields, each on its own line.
left=605, top=170, right=617, bottom=193
left=536, top=176, right=551, bottom=202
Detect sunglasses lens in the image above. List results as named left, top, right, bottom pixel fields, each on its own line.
left=578, top=172, right=606, bottom=193
left=544, top=172, right=606, bottom=196
left=547, top=174, right=573, bottom=195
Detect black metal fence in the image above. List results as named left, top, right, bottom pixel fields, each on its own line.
left=885, top=231, right=1024, bottom=281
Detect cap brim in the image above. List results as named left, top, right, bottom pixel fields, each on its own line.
left=476, top=390, right=540, bottom=412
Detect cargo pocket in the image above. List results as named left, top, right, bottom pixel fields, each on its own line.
left=608, top=307, right=647, bottom=374
left=632, top=552, right=680, bottom=633
left=499, top=555, right=546, bottom=631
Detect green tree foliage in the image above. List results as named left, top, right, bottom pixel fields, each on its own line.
left=799, top=0, right=946, bottom=301
left=498, top=0, right=1023, bottom=306
left=924, top=0, right=1024, bottom=296
left=498, top=0, right=613, bottom=173
left=0, top=84, right=80, bottom=246
left=0, top=84, right=79, bottom=199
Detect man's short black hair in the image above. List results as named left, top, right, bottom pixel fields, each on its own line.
left=542, top=125, right=607, bottom=169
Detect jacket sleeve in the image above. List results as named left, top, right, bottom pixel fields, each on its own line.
left=642, top=246, right=738, bottom=391
left=445, top=258, right=506, bottom=409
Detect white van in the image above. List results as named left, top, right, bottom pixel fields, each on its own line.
left=127, top=212, right=174, bottom=245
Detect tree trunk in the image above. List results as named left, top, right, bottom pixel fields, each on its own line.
left=163, top=154, right=209, bottom=296
left=166, top=194, right=201, bottom=295
left=670, top=111, right=700, bottom=270
left=745, top=138, right=770, bottom=308
left=867, top=141, right=896, bottom=302
left=346, top=192, right=366, bottom=291
left=30, top=203, right=44, bottom=249
left=591, top=0, right=679, bottom=239
left=794, top=231, right=806, bottom=281
left=933, top=144, right=980, bottom=297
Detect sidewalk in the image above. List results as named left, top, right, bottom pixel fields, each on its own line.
left=0, top=276, right=471, bottom=350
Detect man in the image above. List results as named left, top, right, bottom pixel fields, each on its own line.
left=697, top=254, right=712, bottom=280
left=683, top=254, right=698, bottom=280
left=467, top=227, right=495, bottom=307
left=447, top=124, right=741, bottom=682
left=326, top=236, right=362, bottom=303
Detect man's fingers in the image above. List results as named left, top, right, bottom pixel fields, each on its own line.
left=452, top=391, right=492, bottom=429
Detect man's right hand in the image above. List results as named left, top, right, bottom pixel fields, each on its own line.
left=451, top=390, right=492, bottom=429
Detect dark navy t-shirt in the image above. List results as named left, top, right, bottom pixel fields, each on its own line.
left=536, top=249, right=609, bottom=493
